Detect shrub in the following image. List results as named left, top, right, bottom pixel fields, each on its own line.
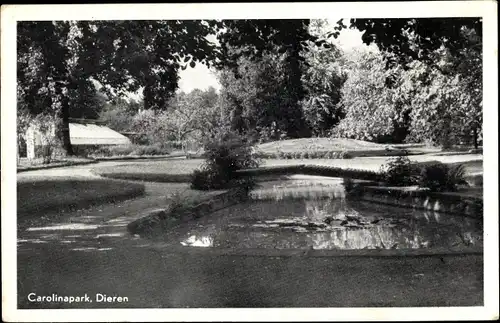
left=343, top=177, right=355, bottom=192
left=191, top=168, right=210, bottom=190
left=339, top=150, right=352, bottom=159
left=190, top=167, right=224, bottom=190
left=380, top=156, right=420, bottom=186
left=331, top=151, right=339, bottom=159
left=132, top=144, right=171, bottom=156
left=418, top=163, right=467, bottom=192
left=108, top=145, right=135, bottom=156
left=417, top=162, right=448, bottom=191
left=91, top=144, right=171, bottom=158
left=309, top=151, right=321, bottom=159
left=190, top=130, right=261, bottom=190
left=448, top=164, right=468, bottom=187
left=164, top=191, right=189, bottom=219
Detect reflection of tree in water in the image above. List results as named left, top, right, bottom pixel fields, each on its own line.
left=181, top=224, right=481, bottom=250
left=250, top=183, right=346, bottom=202
left=303, top=198, right=483, bottom=249
left=311, top=227, right=431, bottom=250
left=180, top=234, right=214, bottom=247
left=304, top=197, right=360, bottom=222
left=179, top=190, right=482, bottom=250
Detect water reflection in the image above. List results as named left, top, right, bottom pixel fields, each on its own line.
left=250, top=183, right=346, bottom=202
left=181, top=235, right=213, bottom=247
left=177, top=183, right=482, bottom=251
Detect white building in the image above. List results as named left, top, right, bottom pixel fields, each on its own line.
left=24, top=118, right=131, bottom=159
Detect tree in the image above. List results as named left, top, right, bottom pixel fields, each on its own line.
left=402, top=59, right=483, bottom=148
left=301, top=20, right=348, bottom=136
left=217, top=50, right=306, bottom=141
left=99, top=98, right=141, bottom=133
left=332, top=49, right=409, bottom=142
left=347, top=18, right=482, bottom=69
left=17, top=20, right=221, bottom=155
left=68, top=87, right=108, bottom=120
left=164, top=87, right=222, bottom=145
left=333, top=18, right=482, bottom=147
left=78, top=20, right=221, bottom=110
left=334, top=46, right=481, bottom=147
left=216, top=20, right=338, bottom=138
left=17, top=21, right=74, bottom=154
left=129, top=109, right=173, bottom=146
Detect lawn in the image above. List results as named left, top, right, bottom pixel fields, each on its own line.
left=181, top=138, right=435, bottom=160
left=258, top=138, right=387, bottom=152
left=265, top=155, right=484, bottom=173
left=17, top=157, right=96, bottom=172
left=92, top=154, right=483, bottom=183
left=256, top=138, right=432, bottom=157
left=17, top=177, right=146, bottom=224
left=94, top=159, right=204, bottom=182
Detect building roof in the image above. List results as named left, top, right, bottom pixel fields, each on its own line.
left=69, top=123, right=131, bottom=145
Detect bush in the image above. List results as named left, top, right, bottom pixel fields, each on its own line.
left=381, top=157, right=468, bottom=191
left=343, top=177, right=355, bottom=192
left=190, top=130, right=261, bottom=190
left=190, top=168, right=217, bottom=190
left=132, top=144, right=171, bottom=156
left=380, top=156, right=420, bottom=186
left=309, top=151, right=321, bottom=159
left=91, top=144, right=171, bottom=158
left=418, top=163, right=467, bottom=192
left=448, top=164, right=468, bottom=187
left=108, top=145, right=135, bottom=156
left=339, top=150, right=352, bottom=159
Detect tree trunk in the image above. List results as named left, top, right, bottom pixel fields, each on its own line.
left=143, top=83, right=153, bottom=110
left=283, top=32, right=309, bottom=139
left=473, top=127, right=478, bottom=149
left=58, top=99, right=74, bottom=156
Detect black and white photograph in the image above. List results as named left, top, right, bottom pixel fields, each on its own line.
left=1, top=2, right=498, bottom=322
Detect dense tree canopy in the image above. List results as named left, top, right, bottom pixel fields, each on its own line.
left=17, top=20, right=220, bottom=154
left=348, top=18, right=482, bottom=68
left=344, top=18, right=483, bottom=147
left=333, top=42, right=482, bottom=147
left=217, top=50, right=310, bottom=141
left=78, top=20, right=220, bottom=110
left=332, top=49, right=407, bottom=143
left=17, top=17, right=483, bottom=156
left=216, top=19, right=338, bottom=138
left=300, top=20, right=347, bottom=136
left=166, top=87, right=221, bottom=142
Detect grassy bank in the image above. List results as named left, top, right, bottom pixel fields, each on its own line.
left=17, top=157, right=97, bottom=172
left=91, top=155, right=482, bottom=183
left=93, top=159, right=203, bottom=182
left=17, top=178, right=146, bottom=224
left=255, top=138, right=434, bottom=158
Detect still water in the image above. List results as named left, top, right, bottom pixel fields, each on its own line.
left=161, top=179, right=483, bottom=251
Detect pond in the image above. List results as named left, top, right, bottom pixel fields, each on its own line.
left=157, top=178, right=483, bottom=251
